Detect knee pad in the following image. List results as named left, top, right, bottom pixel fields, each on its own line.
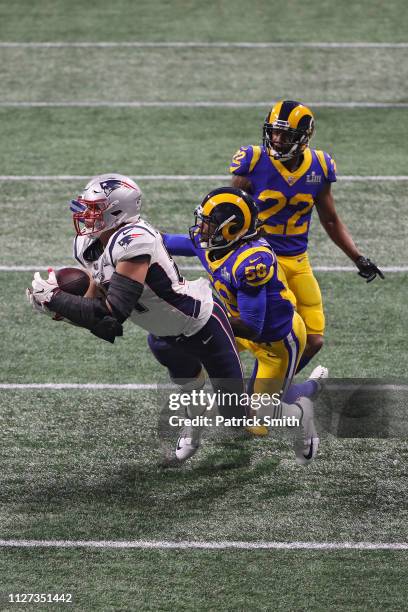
left=301, top=308, right=325, bottom=336
left=147, top=334, right=173, bottom=365
left=147, top=334, right=202, bottom=381
left=289, top=275, right=325, bottom=335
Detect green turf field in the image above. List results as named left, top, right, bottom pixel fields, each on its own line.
left=1, top=108, right=408, bottom=175
left=1, top=1, right=407, bottom=610
left=1, top=46, right=407, bottom=104
left=1, top=0, right=407, bottom=42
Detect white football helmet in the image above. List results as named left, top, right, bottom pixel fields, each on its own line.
left=70, top=173, right=142, bottom=236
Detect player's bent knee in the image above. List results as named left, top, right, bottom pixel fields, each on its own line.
left=306, top=334, right=324, bottom=355
left=301, top=308, right=325, bottom=336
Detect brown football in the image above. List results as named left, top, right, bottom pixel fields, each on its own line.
left=55, top=267, right=90, bottom=296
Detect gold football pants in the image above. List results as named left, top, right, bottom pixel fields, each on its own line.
left=236, top=311, right=307, bottom=396
left=277, top=252, right=325, bottom=336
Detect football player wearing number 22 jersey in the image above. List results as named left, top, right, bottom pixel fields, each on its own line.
left=230, top=100, right=384, bottom=372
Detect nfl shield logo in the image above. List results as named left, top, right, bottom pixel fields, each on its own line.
left=287, top=176, right=295, bottom=185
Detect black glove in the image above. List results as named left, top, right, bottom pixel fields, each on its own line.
left=355, top=256, right=385, bottom=283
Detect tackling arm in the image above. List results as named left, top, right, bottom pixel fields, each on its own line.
left=230, top=286, right=268, bottom=341
left=315, top=184, right=384, bottom=282
left=162, top=233, right=195, bottom=256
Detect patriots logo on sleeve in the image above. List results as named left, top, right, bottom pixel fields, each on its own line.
left=118, top=233, right=143, bottom=248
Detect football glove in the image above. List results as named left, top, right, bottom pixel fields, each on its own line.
left=355, top=256, right=384, bottom=283
left=26, top=268, right=62, bottom=319
left=31, top=269, right=59, bottom=303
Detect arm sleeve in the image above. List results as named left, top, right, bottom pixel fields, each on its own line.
left=229, top=146, right=253, bottom=175
left=163, top=233, right=196, bottom=256
left=237, top=285, right=267, bottom=337
left=48, top=292, right=123, bottom=343
left=106, top=272, right=144, bottom=323
left=325, top=152, right=337, bottom=183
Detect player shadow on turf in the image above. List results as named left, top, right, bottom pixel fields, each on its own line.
left=13, top=442, right=281, bottom=512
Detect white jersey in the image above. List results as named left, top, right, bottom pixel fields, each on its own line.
left=73, top=219, right=213, bottom=337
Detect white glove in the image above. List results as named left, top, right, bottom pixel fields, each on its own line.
left=31, top=269, right=59, bottom=304
left=26, top=268, right=61, bottom=319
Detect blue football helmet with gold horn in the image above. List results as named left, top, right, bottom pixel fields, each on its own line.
left=190, top=187, right=258, bottom=252
left=263, top=100, right=315, bottom=161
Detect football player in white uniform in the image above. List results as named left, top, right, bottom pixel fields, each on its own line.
left=27, top=174, right=323, bottom=465
left=27, top=174, right=247, bottom=461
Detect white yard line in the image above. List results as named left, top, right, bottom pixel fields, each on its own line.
left=0, top=538, right=407, bottom=550
left=0, top=175, right=407, bottom=182
left=0, top=383, right=168, bottom=390
left=1, top=383, right=407, bottom=391
left=0, top=101, right=406, bottom=108
left=0, top=42, right=407, bottom=49
left=0, top=175, right=407, bottom=181
left=0, top=175, right=230, bottom=181
left=1, top=265, right=407, bottom=273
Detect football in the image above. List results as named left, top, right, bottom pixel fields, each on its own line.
left=55, top=267, right=90, bottom=296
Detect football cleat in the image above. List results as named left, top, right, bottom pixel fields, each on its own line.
left=174, top=368, right=207, bottom=462
left=293, top=367, right=327, bottom=465
left=176, top=425, right=202, bottom=461
left=293, top=396, right=320, bottom=466
left=308, top=364, right=329, bottom=397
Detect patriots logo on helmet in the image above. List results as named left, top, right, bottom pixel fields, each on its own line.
left=71, top=173, right=143, bottom=237
left=100, top=179, right=123, bottom=197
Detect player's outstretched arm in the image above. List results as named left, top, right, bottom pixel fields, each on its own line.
left=162, top=233, right=195, bottom=256
left=315, top=184, right=384, bottom=282
left=230, top=286, right=268, bottom=341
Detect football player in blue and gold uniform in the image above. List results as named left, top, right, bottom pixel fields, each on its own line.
left=230, top=100, right=384, bottom=372
left=163, top=187, right=326, bottom=407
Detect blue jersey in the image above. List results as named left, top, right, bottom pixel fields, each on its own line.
left=229, top=145, right=336, bottom=256
left=164, top=233, right=295, bottom=343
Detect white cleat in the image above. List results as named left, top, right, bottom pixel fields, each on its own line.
left=175, top=425, right=201, bottom=461
left=308, top=365, right=329, bottom=398
left=173, top=368, right=207, bottom=462
left=293, top=396, right=320, bottom=466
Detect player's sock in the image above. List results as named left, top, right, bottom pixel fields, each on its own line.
left=295, top=353, right=312, bottom=374
left=175, top=369, right=207, bottom=461
left=283, top=380, right=318, bottom=403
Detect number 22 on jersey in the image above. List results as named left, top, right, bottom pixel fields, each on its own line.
left=257, top=190, right=314, bottom=235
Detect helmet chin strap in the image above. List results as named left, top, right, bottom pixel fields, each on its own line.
left=271, top=142, right=299, bottom=161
